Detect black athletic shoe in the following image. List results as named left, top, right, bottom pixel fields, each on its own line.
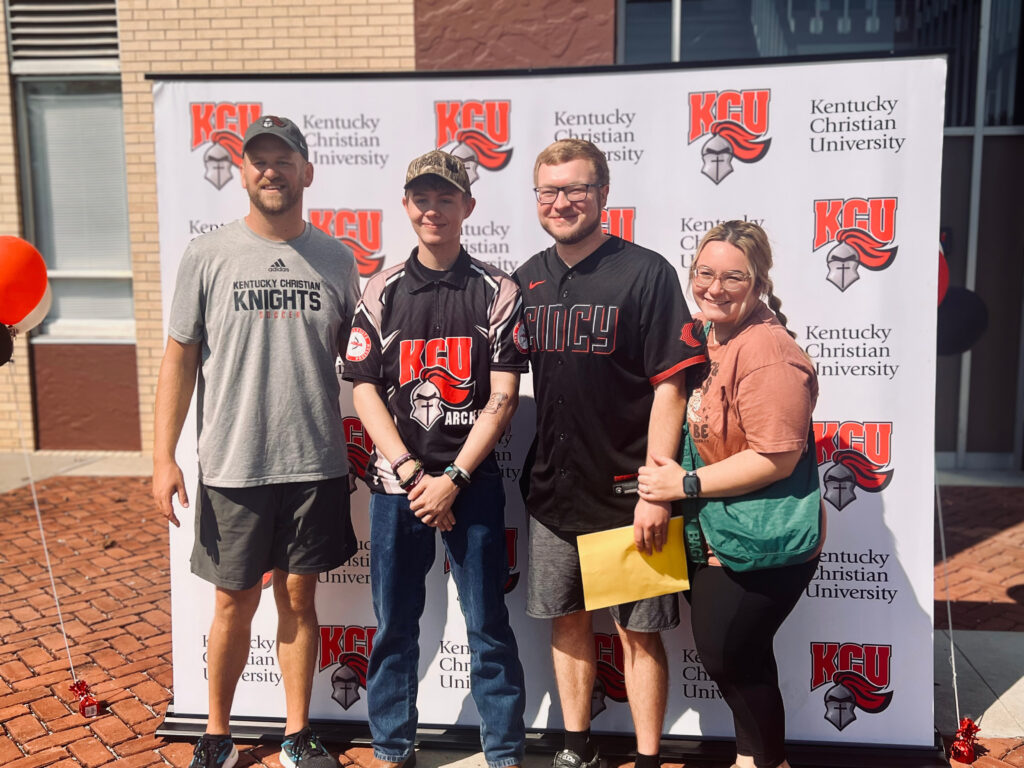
left=552, top=748, right=601, bottom=768
left=188, top=734, right=238, bottom=768
left=280, top=727, right=339, bottom=768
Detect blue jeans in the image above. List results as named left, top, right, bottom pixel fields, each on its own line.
left=367, top=455, right=526, bottom=768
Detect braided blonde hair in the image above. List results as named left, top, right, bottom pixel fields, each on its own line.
left=692, top=220, right=796, bottom=339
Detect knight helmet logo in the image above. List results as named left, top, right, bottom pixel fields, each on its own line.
left=435, top=100, right=513, bottom=184
left=320, top=625, right=375, bottom=710
left=814, top=421, right=894, bottom=511
left=310, top=209, right=385, bottom=277
left=444, top=527, right=521, bottom=594
left=592, top=633, right=629, bottom=719
left=400, top=338, right=476, bottom=430
left=811, top=642, right=893, bottom=730
left=813, top=198, right=899, bottom=291
left=688, top=90, right=771, bottom=184
left=602, top=208, right=636, bottom=242
left=190, top=102, right=262, bottom=189
left=343, top=416, right=374, bottom=494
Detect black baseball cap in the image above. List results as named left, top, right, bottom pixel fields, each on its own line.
left=243, top=115, right=309, bottom=160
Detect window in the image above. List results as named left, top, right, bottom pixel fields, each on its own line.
left=17, top=78, right=134, bottom=341
left=619, top=0, right=983, bottom=127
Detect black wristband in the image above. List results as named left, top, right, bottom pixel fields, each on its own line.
left=398, top=463, right=424, bottom=491
left=444, top=463, right=471, bottom=489
left=683, top=470, right=701, bottom=498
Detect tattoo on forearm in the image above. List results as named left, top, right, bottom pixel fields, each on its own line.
left=482, top=392, right=509, bottom=414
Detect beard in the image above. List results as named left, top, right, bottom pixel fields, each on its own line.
left=541, top=213, right=602, bottom=245
left=247, top=183, right=301, bottom=216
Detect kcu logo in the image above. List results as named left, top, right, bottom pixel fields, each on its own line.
left=591, top=633, right=629, bottom=719
left=343, top=416, right=374, bottom=493
left=810, top=642, right=893, bottom=731
left=814, top=421, right=894, bottom=511
left=190, top=102, right=262, bottom=189
left=435, top=100, right=513, bottom=184
left=310, top=209, right=385, bottom=277
left=813, top=197, right=899, bottom=291
left=320, top=624, right=375, bottom=710
left=688, top=89, right=771, bottom=184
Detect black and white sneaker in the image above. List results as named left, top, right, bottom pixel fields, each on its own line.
left=552, top=748, right=601, bottom=768
left=188, top=734, right=238, bottom=768
left=280, top=727, right=339, bottom=768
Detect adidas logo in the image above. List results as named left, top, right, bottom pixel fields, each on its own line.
left=268, top=259, right=289, bottom=272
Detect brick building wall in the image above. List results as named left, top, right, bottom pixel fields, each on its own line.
left=0, top=0, right=611, bottom=454
left=0, top=29, right=33, bottom=451
left=415, top=0, right=614, bottom=71
left=116, top=0, right=416, bottom=456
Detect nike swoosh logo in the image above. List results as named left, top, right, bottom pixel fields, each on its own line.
left=529, top=280, right=546, bottom=290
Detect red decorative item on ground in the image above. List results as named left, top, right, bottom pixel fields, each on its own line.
left=949, top=717, right=980, bottom=763
left=69, top=679, right=102, bottom=718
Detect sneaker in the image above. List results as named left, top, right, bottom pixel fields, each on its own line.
left=280, top=727, right=339, bottom=768
left=188, top=734, right=238, bottom=768
left=552, top=748, right=601, bottom=768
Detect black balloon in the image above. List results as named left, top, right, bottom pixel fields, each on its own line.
left=0, top=325, right=12, bottom=366
left=937, top=286, right=988, bottom=356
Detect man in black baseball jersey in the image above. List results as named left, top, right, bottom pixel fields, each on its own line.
left=514, top=139, right=705, bottom=768
left=343, top=150, right=528, bottom=768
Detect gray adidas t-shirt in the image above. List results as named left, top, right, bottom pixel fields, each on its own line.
left=168, top=219, right=359, bottom=487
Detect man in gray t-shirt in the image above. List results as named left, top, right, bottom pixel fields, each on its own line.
left=153, top=115, right=358, bottom=768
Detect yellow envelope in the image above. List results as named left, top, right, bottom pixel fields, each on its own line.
left=577, top=517, right=689, bottom=611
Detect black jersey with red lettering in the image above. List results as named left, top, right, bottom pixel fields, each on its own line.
left=343, top=248, right=529, bottom=493
left=513, top=236, right=706, bottom=532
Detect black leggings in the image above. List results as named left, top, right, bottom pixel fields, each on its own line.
left=689, top=556, right=819, bottom=768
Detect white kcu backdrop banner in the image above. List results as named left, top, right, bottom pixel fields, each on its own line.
left=153, top=55, right=944, bottom=749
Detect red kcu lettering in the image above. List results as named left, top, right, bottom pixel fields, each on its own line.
left=343, top=416, right=374, bottom=457
left=319, top=625, right=375, bottom=671
left=688, top=90, right=770, bottom=143
left=191, top=102, right=262, bottom=150
left=602, top=208, right=636, bottom=242
left=813, top=198, right=898, bottom=250
left=814, top=421, right=893, bottom=466
left=595, top=632, right=625, bottom=672
left=309, top=209, right=385, bottom=277
left=436, top=100, right=511, bottom=146
left=810, top=642, right=891, bottom=690
left=399, top=337, right=473, bottom=386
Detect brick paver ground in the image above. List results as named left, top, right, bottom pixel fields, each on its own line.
left=1, top=477, right=1021, bottom=767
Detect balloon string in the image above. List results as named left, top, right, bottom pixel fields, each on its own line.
left=7, top=359, right=78, bottom=683
left=935, top=483, right=960, bottom=726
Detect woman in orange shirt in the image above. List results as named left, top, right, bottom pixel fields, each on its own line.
left=638, top=220, right=823, bottom=768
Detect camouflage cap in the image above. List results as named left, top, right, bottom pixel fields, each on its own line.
left=243, top=115, right=309, bottom=160
left=404, top=150, right=471, bottom=193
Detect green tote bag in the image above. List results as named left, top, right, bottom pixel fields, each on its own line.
left=680, top=425, right=823, bottom=572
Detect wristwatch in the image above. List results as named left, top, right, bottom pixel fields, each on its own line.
left=444, top=463, right=471, bottom=489
left=683, top=470, right=701, bottom=498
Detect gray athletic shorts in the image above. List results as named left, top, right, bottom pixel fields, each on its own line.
left=526, top=516, right=679, bottom=632
left=190, top=477, right=356, bottom=591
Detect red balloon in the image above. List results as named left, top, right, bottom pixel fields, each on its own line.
left=0, top=237, right=47, bottom=325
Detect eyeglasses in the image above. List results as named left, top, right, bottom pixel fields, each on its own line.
left=533, top=183, right=598, bottom=204
left=692, top=267, right=751, bottom=291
